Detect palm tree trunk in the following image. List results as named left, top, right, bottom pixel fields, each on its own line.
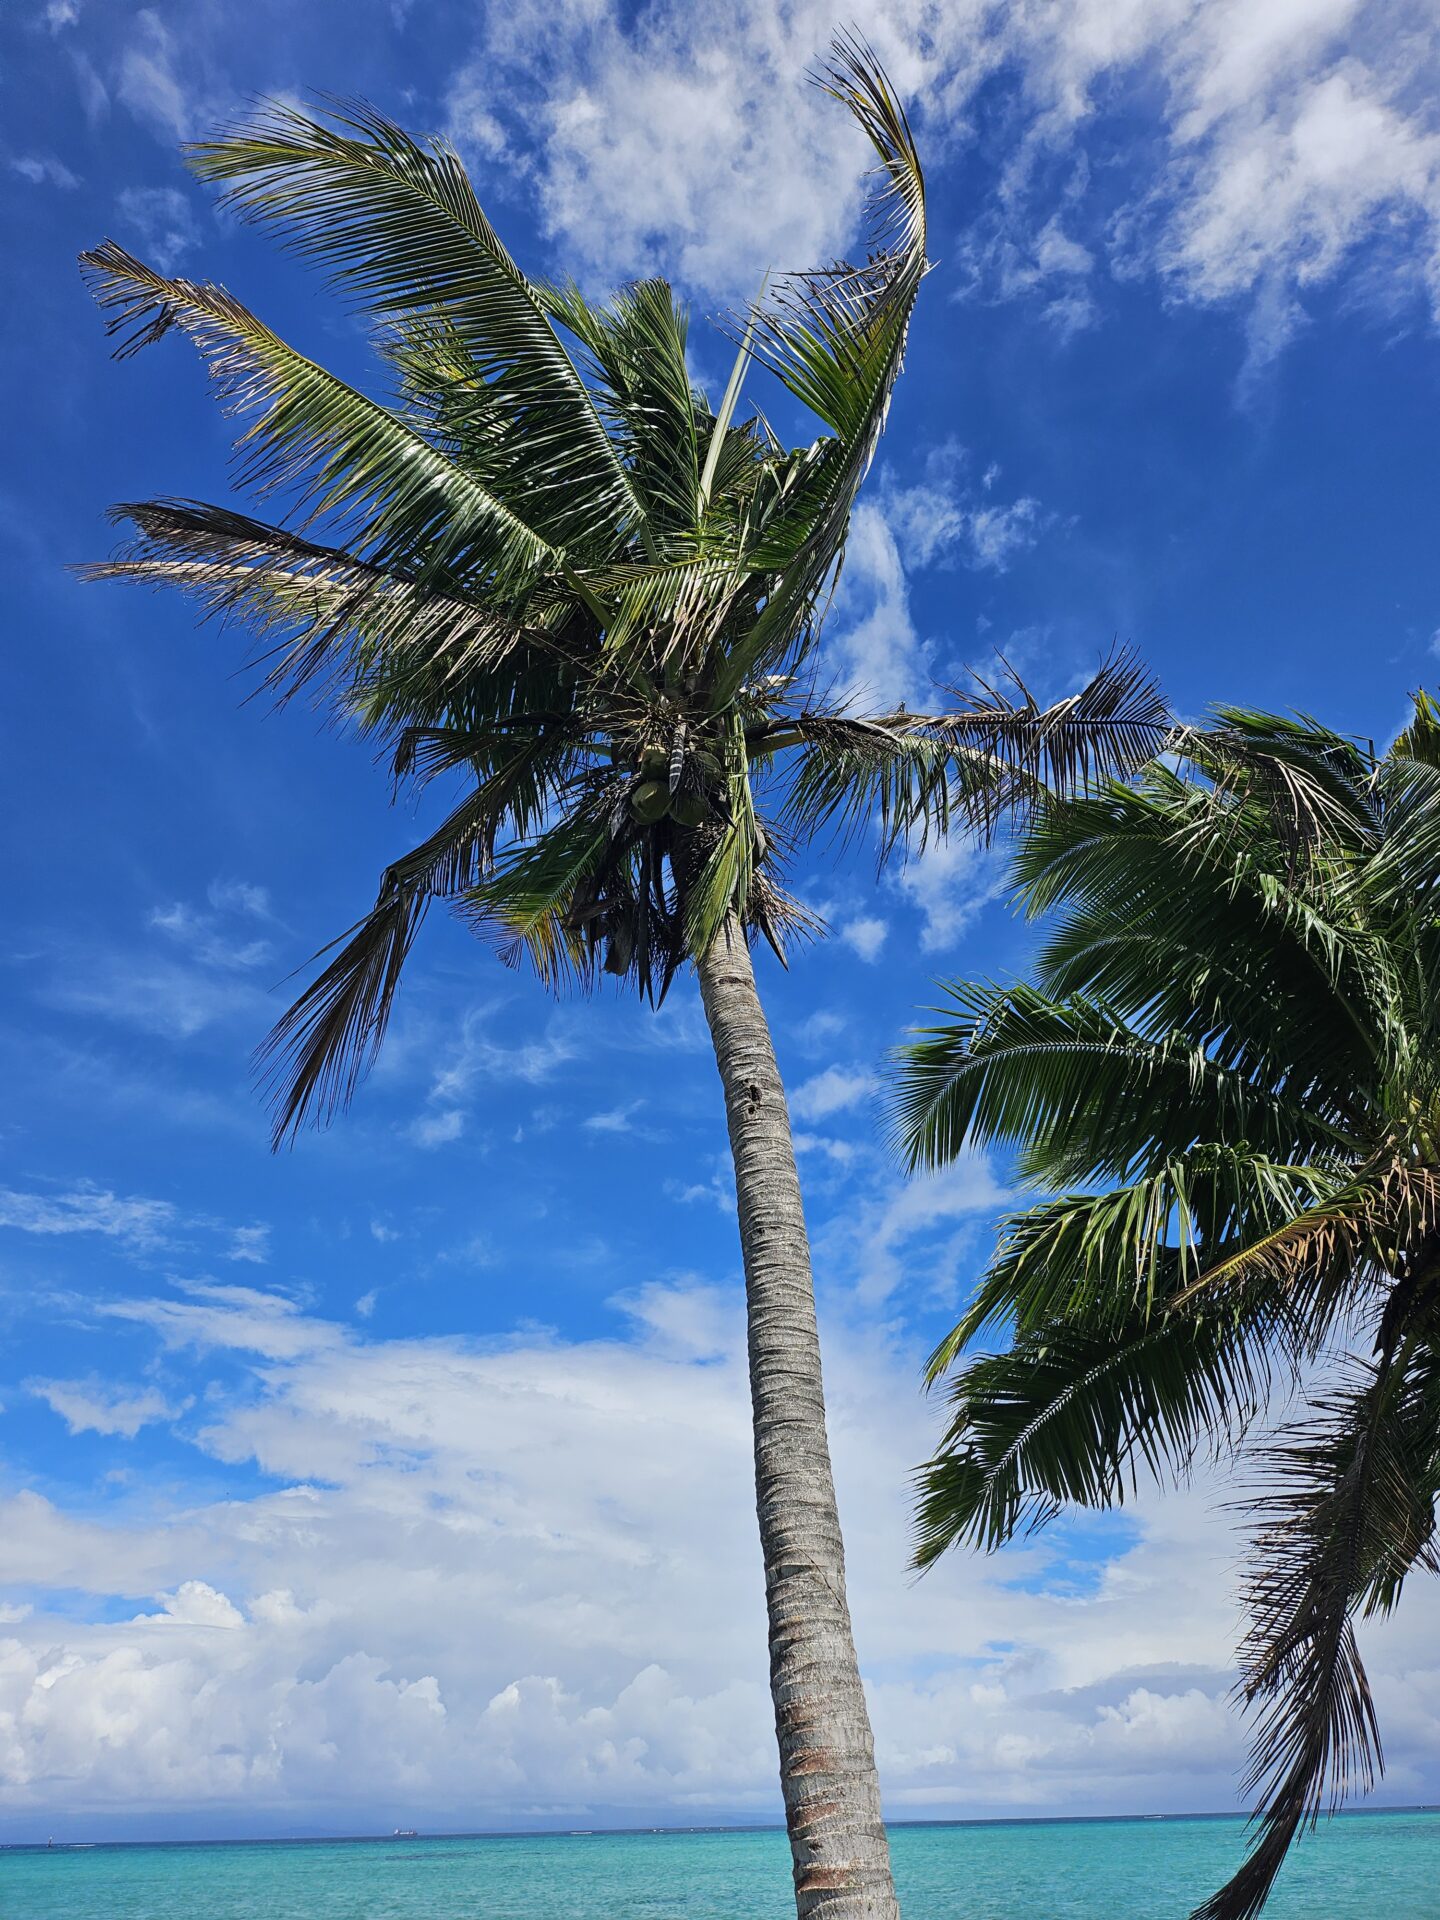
left=695, top=915, right=900, bottom=1920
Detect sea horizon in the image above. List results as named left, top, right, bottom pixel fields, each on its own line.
left=5, top=1801, right=1437, bottom=1851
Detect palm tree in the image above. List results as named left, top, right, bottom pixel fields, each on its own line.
left=81, top=42, right=1165, bottom=1917
left=893, top=700, right=1440, bottom=1919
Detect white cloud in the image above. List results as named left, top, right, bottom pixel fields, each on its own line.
left=583, top=1100, right=644, bottom=1134
left=407, top=1108, right=466, bottom=1149
left=114, top=185, right=201, bottom=272
left=41, top=956, right=262, bottom=1039
left=449, top=3, right=896, bottom=301
left=226, top=1225, right=270, bottom=1266
left=444, top=0, right=1440, bottom=377
left=964, top=496, right=1051, bottom=571
left=28, top=1378, right=179, bottom=1439
left=42, top=0, right=80, bottom=27
left=116, top=10, right=195, bottom=141
left=792, top=1131, right=861, bottom=1165
left=6, top=1276, right=1437, bottom=1826
left=99, top=1280, right=340, bottom=1364
left=133, top=1582, right=245, bottom=1629
left=207, top=880, right=273, bottom=921
left=893, top=836, right=1011, bottom=952
left=10, top=155, right=79, bottom=189
left=0, top=1183, right=175, bottom=1250
left=840, top=915, right=889, bottom=963
left=879, top=453, right=1054, bottom=576
left=846, top=1154, right=1010, bottom=1305
left=789, top=1065, right=876, bottom=1124
left=822, top=462, right=1054, bottom=713
left=826, top=500, right=928, bottom=710
left=791, top=1008, right=847, bottom=1054
left=38, top=884, right=274, bottom=1039
left=429, top=1006, right=578, bottom=1103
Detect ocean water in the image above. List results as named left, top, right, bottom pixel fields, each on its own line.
left=4, top=1813, right=1437, bottom=1919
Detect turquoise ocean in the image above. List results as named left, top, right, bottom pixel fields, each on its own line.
left=4, top=1813, right=1437, bottom=1918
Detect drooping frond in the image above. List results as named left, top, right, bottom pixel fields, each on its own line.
left=1013, top=773, right=1387, bottom=1110
left=78, top=498, right=560, bottom=712
left=1176, top=707, right=1381, bottom=867
left=777, top=709, right=960, bottom=854
left=915, top=1298, right=1278, bottom=1565
left=892, top=979, right=1348, bottom=1187
left=1195, top=1350, right=1440, bottom=1920
left=262, top=736, right=564, bottom=1142
left=925, top=1162, right=1335, bottom=1374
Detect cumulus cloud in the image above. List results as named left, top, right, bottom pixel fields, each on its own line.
left=839, top=915, right=889, bottom=963
left=407, top=1107, right=466, bottom=1149
left=442, top=0, right=1440, bottom=374
left=789, top=1065, right=878, bottom=1124
left=5, top=1275, right=1436, bottom=1830
left=893, top=835, right=1011, bottom=952
left=821, top=455, right=1055, bottom=713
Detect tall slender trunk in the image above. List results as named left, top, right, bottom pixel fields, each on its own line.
left=695, top=916, right=900, bottom=1920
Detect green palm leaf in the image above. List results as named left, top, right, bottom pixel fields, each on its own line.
left=187, top=98, right=651, bottom=556
left=899, top=693, right=1440, bottom=1919
left=915, top=1299, right=1277, bottom=1564
left=80, top=243, right=554, bottom=589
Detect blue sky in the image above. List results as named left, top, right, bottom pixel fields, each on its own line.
left=3, top=0, right=1440, bottom=1843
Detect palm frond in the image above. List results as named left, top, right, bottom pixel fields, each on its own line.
left=931, top=648, right=1171, bottom=836
left=262, top=734, right=564, bottom=1140
left=777, top=708, right=960, bottom=854
left=925, top=1162, right=1335, bottom=1378
left=1194, top=1348, right=1440, bottom=1920
left=187, top=98, right=649, bottom=555
left=79, top=497, right=561, bottom=713
left=79, top=243, right=553, bottom=589
left=891, top=979, right=1345, bottom=1186
left=711, top=32, right=928, bottom=699
left=915, top=1298, right=1278, bottom=1565
left=542, top=277, right=705, bottom=544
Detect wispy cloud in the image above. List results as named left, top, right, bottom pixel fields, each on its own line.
left=0, top=1183, right=176, bottom=1250
left=839, top=915, right=889, bottom=964
left=28, top=1376, right=183, bottom=1439
left=114, top=184, right=200, bottom=271
left=408, top=1108, right=466, bottom=1149
left=583, top=1100, right=644, bottom=1134
left=226, top=1224, right=271, bottom=1265
left=10, top=153, right=79, bottom=188
left=116, top=8, right=199, bottom=140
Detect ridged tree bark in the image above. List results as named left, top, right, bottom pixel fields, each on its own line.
left=696, top=916, right=900, bottom=1920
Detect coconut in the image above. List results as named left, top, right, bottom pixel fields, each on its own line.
left=630, top=778, right=671, bottom=824
left=671, top=791, right=711, bottom=828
